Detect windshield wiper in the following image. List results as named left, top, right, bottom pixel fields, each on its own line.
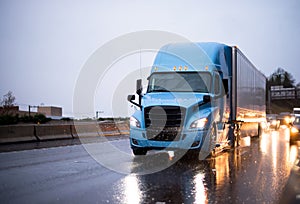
left=150, top=89, right=170, bottom=92
left=193, top=89, right=208, bottom=93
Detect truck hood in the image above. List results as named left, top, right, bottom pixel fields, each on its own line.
left=142, top=92, right=210, bottom=108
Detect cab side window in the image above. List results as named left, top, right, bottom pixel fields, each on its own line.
left=214, top=73, right=221, bottom=95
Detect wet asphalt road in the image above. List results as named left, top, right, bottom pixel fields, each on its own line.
left=0, top=128, right=299, bottom=204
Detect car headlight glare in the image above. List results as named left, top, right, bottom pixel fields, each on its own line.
left=130, top=116, right=141, bottom=128
left=190, top=118, right=208, bottom=129
left=271, top=120, right=277, bottom=126
left=291, top=127, right=299, bottom=134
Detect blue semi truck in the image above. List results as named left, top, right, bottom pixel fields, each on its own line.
left=127, top=42, right=266, bottom=157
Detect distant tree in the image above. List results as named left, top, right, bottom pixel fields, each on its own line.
left=1, top=91, right=16, bottom=107
left=268, top=67, right=295, bottom=88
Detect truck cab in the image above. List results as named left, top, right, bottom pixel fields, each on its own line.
left=128, top=43, right=231, bottom=158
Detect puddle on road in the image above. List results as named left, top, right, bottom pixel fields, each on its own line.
left=111, top=132, right=299, bottom=204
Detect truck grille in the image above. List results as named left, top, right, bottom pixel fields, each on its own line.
left=144, top=106, right=186, bottom=141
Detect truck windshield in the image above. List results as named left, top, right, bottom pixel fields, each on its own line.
left=147, top=72, right=211, bottom=93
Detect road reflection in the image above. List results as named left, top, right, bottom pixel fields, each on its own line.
left=114, top=130, right=298, bottom=203
left=122, top=175, right=141, bottom=204
left=193, top=173, right=207, bottom=204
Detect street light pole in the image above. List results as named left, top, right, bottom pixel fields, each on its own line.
left=28, top=105, right=39, bottom=116
left=96, top=111, right=104, bottom=119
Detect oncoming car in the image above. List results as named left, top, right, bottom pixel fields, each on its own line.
left=277, top=112, right=292, bottom=128
left=266, top=114, right=280, bottom=130
left=290, top=115, right=300, bottom=144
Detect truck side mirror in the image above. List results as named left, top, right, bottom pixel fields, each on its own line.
left=136, top=79, right=143, bottom=95
left=203, top=95, right=211, bottom=103
left=127, top=94, right=141, bottom=108
left=127, top=95, right=135, bottom=102
left=222, top=79, right=229, bottom=95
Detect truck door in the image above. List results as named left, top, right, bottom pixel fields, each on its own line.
left=213, top=72, right=226, bottom=142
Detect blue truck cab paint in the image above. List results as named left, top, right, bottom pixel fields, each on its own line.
left=127, top=42, right=266, bottom=157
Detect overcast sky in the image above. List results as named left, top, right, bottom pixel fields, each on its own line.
left=0, top=0, right=299, bottom=118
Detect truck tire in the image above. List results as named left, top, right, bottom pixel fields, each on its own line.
left=257, top=123, right=261, bottom=137
left=289, top=139, right=296, bottom=145
left=132, top=148, right=147, bottom=155
left=211, top=123, right=218, bottom=151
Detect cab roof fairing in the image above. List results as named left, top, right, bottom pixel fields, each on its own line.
left=151, top=42, right=232, bottom=79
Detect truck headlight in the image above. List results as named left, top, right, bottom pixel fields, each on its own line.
left=190, top=118, right=208, bottom=129
left=130, top=116, right=141, bottom=128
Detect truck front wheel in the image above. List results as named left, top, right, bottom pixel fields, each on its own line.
left=132, top=148, right=147, bottom=155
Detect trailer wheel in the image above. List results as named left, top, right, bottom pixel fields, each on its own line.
left=230, top=121, right=242, bottom=147
left=228, top=123, right=235, bottom=147
left=132, top=148, right=147, bottom=156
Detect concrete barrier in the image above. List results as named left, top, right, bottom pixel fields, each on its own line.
left=114, top=122, right=129, bottom=135
left=0, top=121, right=130, bottom=144
left=99, top=122, right=121, bottom=136
left=71, top=122, right=130, bottom=137
left=71, top=123, right=103, bottom=138
left=0, top=125, right=37, bottom=143
left=35, top=124, right=73, bottom=140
